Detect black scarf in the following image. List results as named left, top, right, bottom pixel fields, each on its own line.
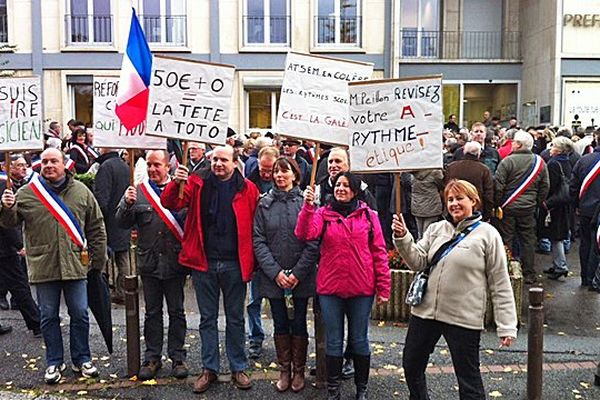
left=331, top=198, right=359, bottom=217
left=202, top=171, right=243, bottom=234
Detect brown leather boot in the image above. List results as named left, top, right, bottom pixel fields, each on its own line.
left=291, top=335, right=309, bottom=392
left=274, top=335, right=292, bottom=392
left=193, top=369, right=217, bottom=393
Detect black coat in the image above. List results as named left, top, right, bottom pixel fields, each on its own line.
left=93, top=152, right=132, bottom=252
left=540, top=156, right=572, bottom=241
left=0, top=179, right=26, bottom=258
left=68, top=143, right=91, bottom=174
left=253, top=186, right=318, bottom=299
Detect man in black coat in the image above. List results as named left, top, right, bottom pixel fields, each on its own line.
left=93, top=149, right=132, bottom=304
left=0, top=155, right=41, bottom=336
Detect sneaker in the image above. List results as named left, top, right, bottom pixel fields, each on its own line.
left=172, top=360, right=189, bottom=379
left=139, top=360, right=161, bottom=381
left=72, top=361, right=99, bottom=378
left=45, top=363, right=66, bottom=384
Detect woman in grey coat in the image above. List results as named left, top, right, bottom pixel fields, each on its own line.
left=253, top=157, right=319, bottom=393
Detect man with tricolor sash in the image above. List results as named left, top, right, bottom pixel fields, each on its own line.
left=495, top=130, right=549, bottom=284
left=115, top=149, right=189, bottom=381
left=0, top=148, right=107, bottom=385
left=570, top=130, right=600, bottom=290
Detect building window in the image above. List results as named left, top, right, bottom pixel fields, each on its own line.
left=66, top=0, right=112, bottom=46
left=314, top=0, right=361, bottom=47
left=243, top=0, right=290, bottom=47
left=247, top=89, right=280, bottom=131
left=400, top=0, right=440, bottom=57
left=69, top=83, right=93, bottom=126
left=0, top=0, right=7, bottom=44
left=139, top=0, right=187, bottom=46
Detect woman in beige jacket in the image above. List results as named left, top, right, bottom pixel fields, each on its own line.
left=392, top=179, right=517, bottom=400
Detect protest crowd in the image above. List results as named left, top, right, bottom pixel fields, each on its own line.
left=1, top=112, right=600, bottom=400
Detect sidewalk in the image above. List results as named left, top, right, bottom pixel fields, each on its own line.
left=1, top=244, right=599, bottom=399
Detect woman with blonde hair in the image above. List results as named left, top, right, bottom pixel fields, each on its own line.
left=393, top=179, right=517, bottom=400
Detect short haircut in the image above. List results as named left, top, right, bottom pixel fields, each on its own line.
left=551, top=136, right=574, bottom=154
left=556, top=126, right=572, bottom=138
left=444, top=179, right=481, bottom=210
left=214, top=145, right=238, bottom=162
left=504, top=128, right=519, bottom=140
left=258, top=146, right=280, bottom=161
left=255, top=137, right=273, bottom=150
left=49, top=121, right=60, bottom=130
left=513, top=129, right=534, bottom=150
left=464, top=141, right=482, bottom=156
left=146, top=149, right=170, bottom=164
left=273, top=156, right=302, bottom=186
left=471, top=122, right=486, bottom=131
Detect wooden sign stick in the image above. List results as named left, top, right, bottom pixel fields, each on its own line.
left=5, top=152, right=12, bottom=191
left=178, top=141, right=189, bottom=199
left=394, top=173, right=402, bottom=217
left=309, top=142, right=321, bottom=188
left=128, top=150, right=136, bottom=187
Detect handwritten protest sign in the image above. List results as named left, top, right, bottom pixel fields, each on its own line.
left=145, top=55, right=235, bottom=145
left=0, top=76, right=43, bottom=151
left=348, top=76, right=443, bottom=173
left=93, top=76, right=166, bottom=149
left=277, top=52, right=373, bottom=146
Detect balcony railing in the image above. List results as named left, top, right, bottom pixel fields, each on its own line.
left=400, top=30, right=520, bottom=60
left=140, top=15, right=186, bottom=46
left=0, top=14, right=7, bottom=43
left=315, top=16, right=362, bottom=47
left=65, top=14, right=112, bottom=45
left=243, top=15, right=290, bottom=46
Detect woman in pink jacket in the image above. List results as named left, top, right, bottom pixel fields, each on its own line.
left=295, top=171, right=391, bottom=400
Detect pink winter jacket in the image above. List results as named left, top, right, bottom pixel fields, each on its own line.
left=295, top=201, right=391, bottom=299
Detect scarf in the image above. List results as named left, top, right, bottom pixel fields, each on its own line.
left=202, top=172, right=243, bottom=234
left=331, top=197, right=359, bottom=217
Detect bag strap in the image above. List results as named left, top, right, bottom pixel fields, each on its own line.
left=422, top=220, right=481, bottom=276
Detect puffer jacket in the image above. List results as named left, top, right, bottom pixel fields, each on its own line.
left=295, top=201, right=390, bottom=299
left=253, top=186, right=319, bottom=298
left=0, top=173, right=107, bottom=283
left=411, top=169, right=444, bottom=218
left=394, top=214, right=517, bottom=338
left=494, top=149, right=549, bottom=216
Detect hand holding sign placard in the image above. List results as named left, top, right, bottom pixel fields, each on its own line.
left=0, top=76, right=43, bottom=151
left=93, top=76, right=166, bottom=149
left=277, top=52, right=373, bottom=146
left=145, top=55, right=235, bottom=145
left=348, top=76, right=443, bottom=173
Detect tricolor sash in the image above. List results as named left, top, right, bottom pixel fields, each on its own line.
left=31, top=158, right=41, bottom=172
left=0, top=172, right=6, bottom=181
left=86, top=145, right=100, bottom=160
left=579, top=157, right=600, bottom=200
left=71, top=145, right=90, bottom=165
left=65, top=158, right=76, bottom=171
left=139, top=180, right=184, bottom=242
left=501, top=155, right=544, bottom=209
left=29, top=174, right=87, bottom=249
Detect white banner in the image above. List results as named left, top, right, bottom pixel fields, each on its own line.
left=0, top=76, right=43, bottom=151
left=348, top=76, right=443, bottom=173
left=145, top=56, right=235, bottom=145
left=277, top=52, right=373, bottom=146
left=93, top=76, right=166, bottom=149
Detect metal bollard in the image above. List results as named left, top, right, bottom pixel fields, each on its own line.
left=124, top=275, right=141, bottom=377
left=527, top=287, right=544, bottom=400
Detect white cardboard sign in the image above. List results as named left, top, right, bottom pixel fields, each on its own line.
left=276, top=52, right=373, bottom=146
left=93, top=76, right=166, bottom=149
left=348, top=76, right=444, bottom=173
left=0, top=76, right=43, bottom=151
left=145, top=56, right=235, bottom=145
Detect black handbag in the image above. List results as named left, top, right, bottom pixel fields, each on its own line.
left=545, top=163, right=570, bottom=209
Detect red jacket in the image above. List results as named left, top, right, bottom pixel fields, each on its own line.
left=295, top=202, right=391, bottom=299
left=498, top=139, right=513, bottom=159
left=161, top=171, right=259, bottom=282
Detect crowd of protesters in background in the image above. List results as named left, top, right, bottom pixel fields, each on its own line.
left=1, top=111, right=600, bottom=399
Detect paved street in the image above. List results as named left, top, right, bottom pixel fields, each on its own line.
left=1, top=245, right=599, bottom=399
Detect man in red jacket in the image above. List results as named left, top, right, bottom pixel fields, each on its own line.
left=161, top=145, right=259, bottom=394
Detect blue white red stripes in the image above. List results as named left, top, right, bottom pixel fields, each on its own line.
left=501, top=155, right=544, bottom=209
left=115, top=8, right=152, bottom=131
left=139, top=180, right=184, bottom=242
left=579, top=158, right=600, bottom=200
left=29, top=174, right=87, bottom=249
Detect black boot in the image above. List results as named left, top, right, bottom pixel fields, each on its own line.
left=326, top=355, right=344, bottom=400
left=353, top=354, right=370, bottom=400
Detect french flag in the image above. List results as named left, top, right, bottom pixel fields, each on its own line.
left=115, top=8, right=152, bottom=131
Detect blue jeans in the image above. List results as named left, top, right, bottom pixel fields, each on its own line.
left=551, top=240, right=568, bottom=272
left=192, top=260, right=248, bottom=373
left=319, top=295, right=374, bottom=357
left=246, top=275, right=264, bottom=344
left=269, top=297, right=309, bottom=337
left=35, top=279, right=90, bottom=367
